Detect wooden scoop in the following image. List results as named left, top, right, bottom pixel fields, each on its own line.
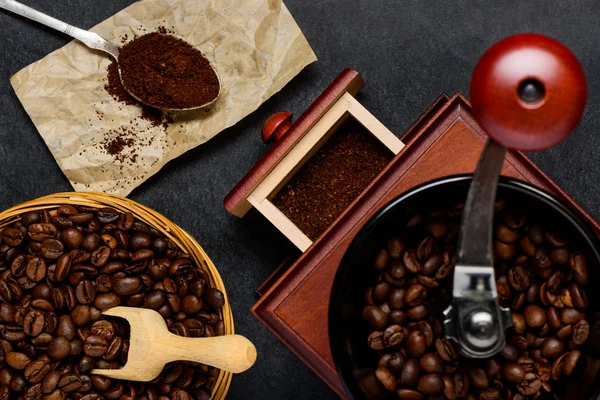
left=90, top=307, right=257, bottom=382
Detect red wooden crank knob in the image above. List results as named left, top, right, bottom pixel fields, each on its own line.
left=262, top=111, right=293, bottom=144
left=470, top=34, right=587, bottom=151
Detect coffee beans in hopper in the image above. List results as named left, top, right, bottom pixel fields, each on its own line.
left=0, top=206, right=226, bottom=399
left=363, top=200, right=591, bottom=399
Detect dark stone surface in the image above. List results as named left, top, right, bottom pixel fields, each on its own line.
left=1, top=1, right=600, bottom=399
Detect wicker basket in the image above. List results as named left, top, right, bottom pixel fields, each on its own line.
left=0, top=192, right=233, bottom=399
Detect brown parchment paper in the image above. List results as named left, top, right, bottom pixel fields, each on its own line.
left=10, top=0, right=316, bottom=196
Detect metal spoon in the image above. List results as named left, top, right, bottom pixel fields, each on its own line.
left=0, top=0, right=221, bottom=111
left=443, top=34, right=587, bottom=359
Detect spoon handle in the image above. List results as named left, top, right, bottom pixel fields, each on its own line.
left=165, top=334, right=257, bottom=374
left=0, top=0, right=119, bottom=58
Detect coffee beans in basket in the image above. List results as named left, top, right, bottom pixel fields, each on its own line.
left=364, top=201, right=591, bottom=399
left=0, top=205, right=226, bottom=400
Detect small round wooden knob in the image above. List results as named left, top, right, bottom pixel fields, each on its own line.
left=262, top=111, right=293, bottom=144
left=470, top=34, right=587, bottom=151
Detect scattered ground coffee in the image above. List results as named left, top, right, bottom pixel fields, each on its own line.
left=118, top=33, right=220, bottom=109
left=272, top=119, right=393, bottom=241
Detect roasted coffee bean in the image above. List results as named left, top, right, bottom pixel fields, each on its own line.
left=469, top=367, right=489, bottom=389
left=42, top=370, right=60, bottom=393
left=2, top=325, right=25, bottom=341
left=21, top=211, right=41, bottom=227
left=420, top=352, right=443, bottom=373
left=24, top=357, right=51, bottom=383
left=405, top=284, right=427, bottom=307
left=508, top=266, right=529, bottom=291
left=572, top=319, right=589, bottom=345
left=407, top=305, right=428, bottom=321
left=441, top=375, right=456, bottom=400
left=512, top=292, right=525, bottom=310
left=373, top=282, right=390, bottom=303
left=435, top=337, right=457, bottom=362
left=417, top=373, right=443, bottom=395
left=435, top=258, right=453, bottom=280
left=89, top=320, right=115, bottom=342
left=546, top=307, right=562, bottom=330
left=40, top=239, right=64, bottom=260
left=383, top=325, right=406, bottom=348
left=81, top=233, right=100, bottom=252
left=500, top=345, right=519, bottom=362
left=397, top=389, right=424, bottom=400
left=518, top=376, right=542, bottom=396
left=416, top=274, right=439, bottom=288
left=27, top=222, right=58, bottom=242
left=367, top=331, right=385, bottom=351
left=406, top=331, right=427, bottom=358
left=414, top=321, right=434, bottom=347
left=557, top=325, right=573, bottom=341
left=375, top=367, right=397, bottom=392
left=76, top=326, right=90, bottom=341
left=54, top=255, right=72, bottom=282
left=96, top=208, right=120, bottom=224
left=61, top=228, right=83, bottom=249
left=563, top=350, right=581, bottom=376
left=71, top=305, right=91, bottom=326
left=561, top=308, right=585, bottom=324
left=23, top=310, right=44, bottom=337
left=94, top=293, right=121, bottom=310
left=57, top=373, right=82, bottom=392
left=363, top=306, right=387, bottom=330
left=387, top=238, right=405, bottom=259
left=91, top=246, right=111, bottom=267
left=90, top=375, right=111, bottom=392
left=75, top=280, right=96, bottom=305
left=535, top=358, right=551, bottom=382
left=47, top=337, right=70, bottom=361
left=512, top=313, right=526, bottom=334
left=569, top=283, right=588, bottom=310
left=480, top=388, right=501, bottom=400
left=103, top=337, right=122, bottom=361
left=403, top=250, right=421, bottom=274
left=388, top=288, right=405, bottom=309
left=534, top=248, right=553, bottom=269
left=83, top=335, right=108, bottom=357
left=496, top=224, right=519, bottom=243
left=551, top=353, right=567, bottom=380
left=389, top=310, right=406, bottom=325
left=2, top=227, right=25, bottom=247
left=421, top=254, right=442, bottom=276
left=541, top=337, right=564, bottom=359
left=524, top=305, right=546, bottom=328
left=550, top=247, right=570, bottom=264
left=374, top=249, right=389, bottom=270
left=495, top=241, right=516, bottom=260
left=61, top=287, right=78, bottom=311
left=502, top=363, right=525, bottom=383
left=111, top=276, right=142, bottom=296
left=496, top=275, right=512, bottom=303
left=6, top=352, right=31, bottom=369
left=399, top=358, right=420, bottom=387
left=454, top=370, right=470, bottom=398
left=569, top=252, right=588, bottom=285
left=416, top=236, right=435, bottom=261
left=26, top=257, right=47, bottom=282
